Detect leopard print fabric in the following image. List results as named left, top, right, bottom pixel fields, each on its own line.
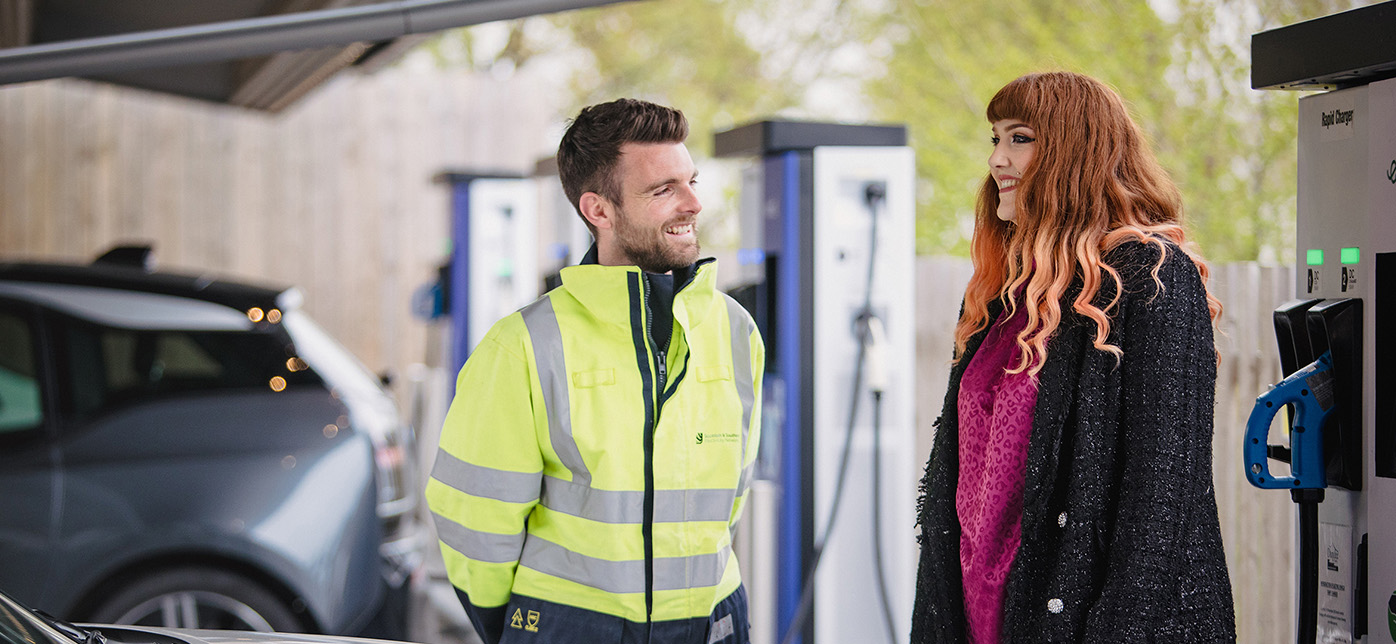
left=956, top=304, right=1039, bottom=644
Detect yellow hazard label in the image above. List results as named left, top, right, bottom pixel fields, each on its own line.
left=525, top=610, right=540, bottom=632
left=510, top=608, right=523, bottom=629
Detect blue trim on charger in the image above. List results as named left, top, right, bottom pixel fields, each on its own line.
left=449, top=180, right=472, bottom=393
left=776, top=150, right=803, bottom=644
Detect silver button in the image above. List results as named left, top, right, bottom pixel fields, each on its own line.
left=1048, top=598, right=1064, bottom=614
left=1057, top=512, right=1067, bottom=528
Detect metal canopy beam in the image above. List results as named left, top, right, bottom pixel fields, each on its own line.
left=1251, top=0, right=1396, bottom=90
left=0, top=0, right=629, bottom=85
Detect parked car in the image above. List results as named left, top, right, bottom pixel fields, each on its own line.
left=0, top=246, right=422, bottom=637
left=0, top=585, right=406, bottom=644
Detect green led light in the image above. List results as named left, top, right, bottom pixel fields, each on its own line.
left=1341, top=247, right=1360, bottom=264
left=1307, top=249, right=1324, bottom=266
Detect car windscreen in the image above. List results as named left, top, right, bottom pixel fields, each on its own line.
left=56, top=317, right=325, bottom=421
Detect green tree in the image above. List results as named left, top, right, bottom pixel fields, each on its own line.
left=1164, top=0, right=1372, bottom=263
left=423, top=0, right=1372, bottom=262
left=864, top=0, right=1370, bottom=261
left=867, top=0, right=1197, bottom=257
left=544, top=0, right=871, bottom=157
left=421, top=0, right=866, bottom=249
left=422, top=0, right=874, bottom=154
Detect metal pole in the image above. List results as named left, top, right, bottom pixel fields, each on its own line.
left=0, top=0, right=630, bottom=85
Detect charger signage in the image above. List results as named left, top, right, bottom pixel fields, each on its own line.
left=1320, top=98, right=1356, bottom=142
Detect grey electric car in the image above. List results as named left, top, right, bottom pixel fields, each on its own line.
left=0, top=585, right=404, bottom=644
left=0, top=246, right=421, bottom=637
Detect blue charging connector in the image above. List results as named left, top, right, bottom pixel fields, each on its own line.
left=1244, top=352, right=1336, bottom=490
left=1245, top=351, right=1337, bottom=644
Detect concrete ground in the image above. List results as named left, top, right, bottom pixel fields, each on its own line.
left=409, top=546, right=484, bottom=644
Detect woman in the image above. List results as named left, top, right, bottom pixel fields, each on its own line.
left=911, top=71, right=1236, bottom=643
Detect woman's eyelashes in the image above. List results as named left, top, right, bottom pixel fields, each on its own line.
left=992, top=134, right=1036, bottom=145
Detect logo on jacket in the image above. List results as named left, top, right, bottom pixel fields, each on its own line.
left=510, top=608, right=540, bottom=633
left=697, top=432, right=739, bottom=445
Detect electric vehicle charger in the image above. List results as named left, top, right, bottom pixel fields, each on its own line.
left=778, top=182, right=899, bottom=644
left=1244, top=351, right=1336, bottom=644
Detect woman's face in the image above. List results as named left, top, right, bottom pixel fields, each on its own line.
left=988, top=119, right=1037, bottom=223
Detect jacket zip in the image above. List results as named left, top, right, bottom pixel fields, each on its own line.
left=635, top=274, right=663, bottom=641
left=634, top=268, right=697, bottom=639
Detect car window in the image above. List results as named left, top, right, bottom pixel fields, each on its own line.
left=60, top=320, right=324, bottom=420
left=0, top=310, right=43, bottom=434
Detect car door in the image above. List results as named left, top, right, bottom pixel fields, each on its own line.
left=0, top=298, right=59, bottom=607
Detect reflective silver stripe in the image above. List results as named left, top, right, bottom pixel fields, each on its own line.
left=431, top=450, right=541, bottom=504
left=654, top=488, right=739, bottom=523
left=541, top=476, right=734, bottom=523
left=726, top=297, right=756, bottom=466
left=432, top=511, right=526, bottom=564
left=541, top=475, right=640, bottom=523
left=736, top=465, right=752, bottom=501
left=654, top=545, right=732, bottom=591
left=521, top=297, right=591, bottom=486
left=522, top=535, right=731, bottom=594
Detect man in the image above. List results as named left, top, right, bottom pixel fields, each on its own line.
left=426, top=98, right=764, bottom=644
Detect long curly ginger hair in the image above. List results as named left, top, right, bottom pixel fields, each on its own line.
left=956, top=71, right=1222, bottom=375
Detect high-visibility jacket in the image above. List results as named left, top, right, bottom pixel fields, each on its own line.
left=426, top=256, right=764, bottom=644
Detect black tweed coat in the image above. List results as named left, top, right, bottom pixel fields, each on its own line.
left=911, top=240, right=1236, bottom=643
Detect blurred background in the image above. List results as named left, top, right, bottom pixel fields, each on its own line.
left=1, top=1, right=1380, bottom=643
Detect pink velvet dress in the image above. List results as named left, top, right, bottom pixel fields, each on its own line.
left=956, top=304, right=1039, bottom=644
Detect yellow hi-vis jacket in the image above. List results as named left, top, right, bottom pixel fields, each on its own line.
left=426, top=257, right=763, bottom=643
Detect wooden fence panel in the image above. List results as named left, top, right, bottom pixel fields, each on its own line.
left=1210, top=261, right=1297, bottom=644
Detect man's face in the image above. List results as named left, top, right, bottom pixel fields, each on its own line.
left=606, top=141, right=701, bottom=273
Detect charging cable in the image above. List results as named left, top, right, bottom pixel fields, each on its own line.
left=777, top=181, right=898, bottom=644
left=860, top=183, right=898, bottom=644
left=862, top=314, right=896, bottom=644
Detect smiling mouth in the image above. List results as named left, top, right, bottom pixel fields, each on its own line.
left=998, top=178, right=1019, bottom=194
left=665, top=222, right=695, bottom=236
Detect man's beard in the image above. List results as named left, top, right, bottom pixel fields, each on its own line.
left=613, top=210, right=699, bottom=273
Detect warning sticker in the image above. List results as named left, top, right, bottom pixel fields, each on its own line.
left=1307, top=369, right=1337, bottom=412
left=1318, top=522, right=1353, bottom=644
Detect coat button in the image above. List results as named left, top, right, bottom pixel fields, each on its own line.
left=1057, top=512, right=1067, bottom=528
left=1048, top=598, right=1064, bottom=614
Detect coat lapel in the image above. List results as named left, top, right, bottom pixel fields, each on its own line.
left=1019, top=269, right=1099, bottom=528
left=1018, top=313, right=1086, bottom=527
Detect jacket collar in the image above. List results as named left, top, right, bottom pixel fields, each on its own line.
left=561, top=244, right=718, bottom=331
left=579, top=243, right=600, bottom=265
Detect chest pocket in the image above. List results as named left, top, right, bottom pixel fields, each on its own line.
left=695, top=364, right=732, bottom=383
left=684, top=362, right=741, bottom=435
left=572, top=368, right=615, bottom=388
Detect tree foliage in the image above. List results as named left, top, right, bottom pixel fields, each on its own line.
left=864, top=0, right=1174, bottom=256
left=424, top=0, right=1375, bottom=262
left=865, top=0, right=1370, bottom=261
left=543, top=0, right=878, bottom=158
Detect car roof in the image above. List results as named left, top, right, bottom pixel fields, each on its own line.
left=0, top=256, right=293, bottom=314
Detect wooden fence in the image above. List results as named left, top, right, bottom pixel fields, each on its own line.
left=2, top=69, right=1300, bottom=643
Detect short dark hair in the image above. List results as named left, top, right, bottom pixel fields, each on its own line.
left=557, top=98, right=689, bottom=233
